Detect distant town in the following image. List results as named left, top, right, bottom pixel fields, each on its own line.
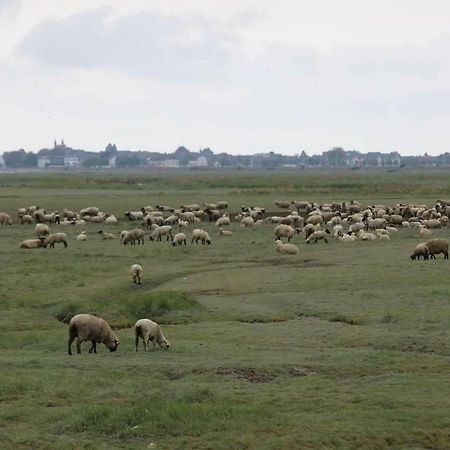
left=1, top=140, right=450, bottom=170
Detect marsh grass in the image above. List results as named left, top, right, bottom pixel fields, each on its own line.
left=1, top=169, right=450, bottom=449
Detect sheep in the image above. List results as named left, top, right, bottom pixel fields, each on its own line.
left=104, top=214, right=118, bottom=224
left=204, top=208, right=221, bottom=222
left=410, top=243, right=429, bottom=260
left=156, top=205, right=175, bottom=212
left=333, top=224, right=344, bottom=239
left=0, top=212, right=12, bottom=225
left=181, top=204, right=200, bottom=211
left=122, top=229, right=145, bottom=245
left=33, top=209, right=46, bottom=224
left=68, top=314, right=120, bottom=355
left=178, top=220, right=189, bottom=229
left=216, top=201, right=228, bottom=210
left=425, top=238, right=449, bottom=259
left=339, top=233, right=357, bottom=242
left=83, top=214, right=105, bottom=223
left=44, top=232, right=68, bottom=248
left=125, top=211, right=144, bottom=221
left=177, top=211, right=195, bottom=223
left=76, top=231, right=87, bottom=241
left=274, top=224, right=297, bottom=242
left=306, top=214, right=324, bottom=226
left=35, top=223, right=50, bottom=237
left=274, top=200, right=291, bottom=210
left=306, top=230, right=330, bottom=244
left=20, top=237, right=45, bottom=249
left=419, top=227, right=433, bottom=238
left=275, top=239, right=299, bottom=255
left=203, top=202, right=217, bottom=210
left=21, top=214, right=33, bottom=225
left=130, top=264, right=143, bottom=284
left=303, top=223, right=316, bottom=239
left=80, top=207, right=100, bottom=216
left=219, top=228, right=233, bottom=236
left=191, top=229, right=211, bottom=244
left=134, top=318, right=170, bottom=351
left=378, top=234, right=390, bottom=241
left=149, top=225, right=173, bottom=242
left=422, top=219, right=442, bottom=229
left=171, top=232, right=186, bottom=246
left=98, top=230, right=116, bottom=240
left=215, top=215, right=230, bottom=227
left=240, top=216, right=254, bottom=227
left=358, top=231, right=377, bottom=241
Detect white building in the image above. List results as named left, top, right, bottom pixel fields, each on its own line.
left=157, top=159, right=180, bottom=168
left=64, top=157, right=80, bottom=167
left=38, top=156, right=50, bottom=168
left=188, top=156, right=209, bottom=168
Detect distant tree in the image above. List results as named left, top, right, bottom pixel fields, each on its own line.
left=3, top=149, right=37, bottom=168
left=326, top=147, right=346, bottom=167
left=115, top=154, right=140, bottom=167
left=82, top=156, right=104, bottom=167
left=105, top=143, right=117, bottom=154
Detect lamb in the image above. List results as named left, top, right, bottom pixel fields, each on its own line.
left=76, top=231, right=87, bottom=241
left=172, top=232, right=187, bottom=246
left=130, top=264, right=143, bottom=284
left=134, top=318, right=170, bottom=351
left=44, top=232, right=68, bottom=248
left=306, top=230, right=330, bottom=244
left=122, top=229, right=145, bottom=245
left=274, top=224, right=297, bottom=242
left=275, top=239, right=299, bottom=254
left=20, top=237, right=45, bottom=249
left=191, top=229, right=211, bottom=244
left=35, top=223, right=50, bottom=237
left=149, top=225, right=173, bottom=242
left=0, top=212, right=12, bottom=225
left=425, top=238, right=449, bottom=259
left=219, top=228, right=233, bottom=236
left=410, top=243, right=429, bottom=260
left=98, top=230, right=116, bottom=240
left=68, top=314, right=120, bottom=355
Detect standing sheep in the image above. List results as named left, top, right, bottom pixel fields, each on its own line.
left=191, top=229, right=211, bottom=244
left=68, top=314, right=120, bottom=355
left=44, top=232, right=68, bottom=248
left=134, top=319, right=170, bottom=351
left=130, top=264, right=143, bottom=284
left=122, top=229, right=145, bottom=245
left=35, top=223, right=50, bottom=237
left=172, top=233, right=187, bottom=246
left=425, top=239, right=449, bottom=259
left=410, top=243, right=429, bottom=260
left=0, top=212, right=12, bottom=225
left=149, top=225, right=173, bottom=242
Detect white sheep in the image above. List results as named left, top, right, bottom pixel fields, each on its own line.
left=172, top=232, right=187, bottom=246
left=35, top=223, right=50, bottom=237
left=98, top=230, right=116, bottom=240
left=274, top=224, right=297, bottom=242
left=122, top=229, right=145, bottom=245
left=240, top=216, right=254, bottom=227
left=76, top=231, right=87, bottom=241
left=20, top=238, right=46, bottom=249
left=275, top=239, right=299, bottom=254
left=44, top=232, right=68, bottom=248
left=0, top=212, right=12, bottom=225
left=130, top=264, right=143, bottom=284
left=68, top=314, right=120, bottom=355
left=191, top=229, right=211, bottom=244
left=149, top=225, right=173, bottom=242
left=219, top=228, right=233, bottom=236
left=104, top=214, right=118, bottom=224
left=215, top=215, right=230, bottom=227
left=306, top=230, right=330, bottom=244
left=134, top=318, right=170, bottom=351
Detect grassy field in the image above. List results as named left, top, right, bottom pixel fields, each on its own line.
left=1, top=169, right=450, bottom=449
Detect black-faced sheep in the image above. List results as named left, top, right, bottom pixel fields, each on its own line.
left=122, top=229, right=145, bottom=245
left=172, top=233, right=187, bottom=246
left=306, top=229, right=330, bottom=244
left=98, top=230, right=116, bottom=240
left=191, top=229, right=211, bottom=244
left=410, top=243, right=429, bottom=260
left=134, top=319, right=170, bottom=351
left=68, top=314, right=120, bottom=355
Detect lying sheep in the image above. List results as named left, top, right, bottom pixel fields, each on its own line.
left=68, top=314, right=120, bottom=355
left=215, top=215, right=230, bottom=227
left=0, top=212, right=12, bottom=225
left=44, top=232, right=68, bottom=248
left=20, top=237, right=46, bottom=249
left=425, top=238, right=449, bottom=259
left=172, top=232, right=187, bottom=246
left=122, top=229, right=145, bottom=245
left=219, top=228, right=233, bottom=236
left=98, top=230, right=116, bottom=240
left=104, top=214, right=118, bottom=224
left=274, top=224, right=297, bottom=242
left=149, top=225, right=173, bottom=242
left=134, top=318, right=170, bottom=351
left=130, top=264, right=143, bottom=284
left=35, top=223, right=50, bottom=237
left=275, top=239, right=299, bottom=254
left=410, top=243, right=429, bottom=260
left=125, top=211, right=144, bottom=221
left=191, top=229, right=211, bottom=244
left=419, top=227, right=433, bottom=238
left=339, top=233, right=357, bottom=242
left=80, top=207, right=100, bottom=216
left=76, top=231, right=87, bottom=241
left=306, top=230, right=330, bottom=244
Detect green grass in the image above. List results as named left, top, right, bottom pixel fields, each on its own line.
left=1, top=169, right=450, bottom=449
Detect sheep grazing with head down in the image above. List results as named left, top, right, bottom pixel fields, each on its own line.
left=410, top=243, right=429, bottom=260
left=191, top=229, right=211, bottom=244
left=68, top=314, right=120, bottom=355
left=44, top=232, right=68, bottom=248
left=122, top=229, right=145, bottom=245
left=149, top=225, right=173, bottom=242
left=306, top=229, right=330, bottom=244
left=172, top=233, right=187, bottom=246
left=134, top=319, right=170, bottom=351
left=275, top=239, right=299, bottom=255
left=0, top=212, right=12, bottom=225
left=130, top=264, right=143, bottom=284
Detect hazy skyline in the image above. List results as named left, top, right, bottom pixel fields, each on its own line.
left=1, top=0, right=449, bottom=155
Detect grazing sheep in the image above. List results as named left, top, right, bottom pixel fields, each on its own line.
left=172, top=232, right=187, bottom=246
left=306, top=230, right=330, bottom=244
left=134, top=318, right=170, bottom=351
left=410, top=243, right=429, bottom=260
left=20, top=237, right=45, bottom=249
left=425, top=238, right=449, bottom=259
left=122, top=229, right=145, bottom=245
left=76, top=231, right=87, bottom=241
left=191, top=229, right=211, bottom=244
left=68, top=314, right=120, bottom=355
left=98, top=230, right=116, bottom=240
left=274, top=200, right=291, bottom=210
left=240, top=216, right=254, bottom=227
left=215, top=215, right=230, bottom=227
left=21, top=214, right=33, bottom=224
left=130, top=264, right=143, bottom=284
left=274, top=224, right=297, bottom=242
left=35, top=223, right=50, bottom=237
left=275, top=239, right=299, bottom=254
left=178, top=220, right=189, bottom=229
left=149, top=225, right=173, bottom=242
left=219, top=228, right=233, bottom=236
left=0, top=212, right=12, bottom=225
left=303, top=223, right=316, bottom=239
left=44, top=232, right=68, bottom=248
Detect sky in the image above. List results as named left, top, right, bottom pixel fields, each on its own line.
left=1, top=0, right=449, bottom=156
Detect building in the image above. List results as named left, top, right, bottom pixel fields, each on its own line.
left=0, top=155, right=5, bottom=168
left=188, top=156, right=209, bottom=168
left=157, top=159, right=180, bottom=168
left=63, top=157, right=80, bottom=167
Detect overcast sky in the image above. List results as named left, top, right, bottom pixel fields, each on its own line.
left=1, top=0, right=449, bottom=155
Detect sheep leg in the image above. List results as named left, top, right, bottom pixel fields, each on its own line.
left=324, top=238, right=328, bottom=243
left=68, top=335, right=75, bottom=355
left=135, top=333, right=140, bottom=351
left=63, top=240, right=68, bottom=248
left=137, top=275, right=141, bottom=285
left=76, top=339, right=82, bottom=354
left=88, top=341, right=97, bottom=354
left=445, top=252, right=449, bottom=260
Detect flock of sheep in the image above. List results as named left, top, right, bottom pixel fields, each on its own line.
left=2, top=198, right=450, bottom=354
